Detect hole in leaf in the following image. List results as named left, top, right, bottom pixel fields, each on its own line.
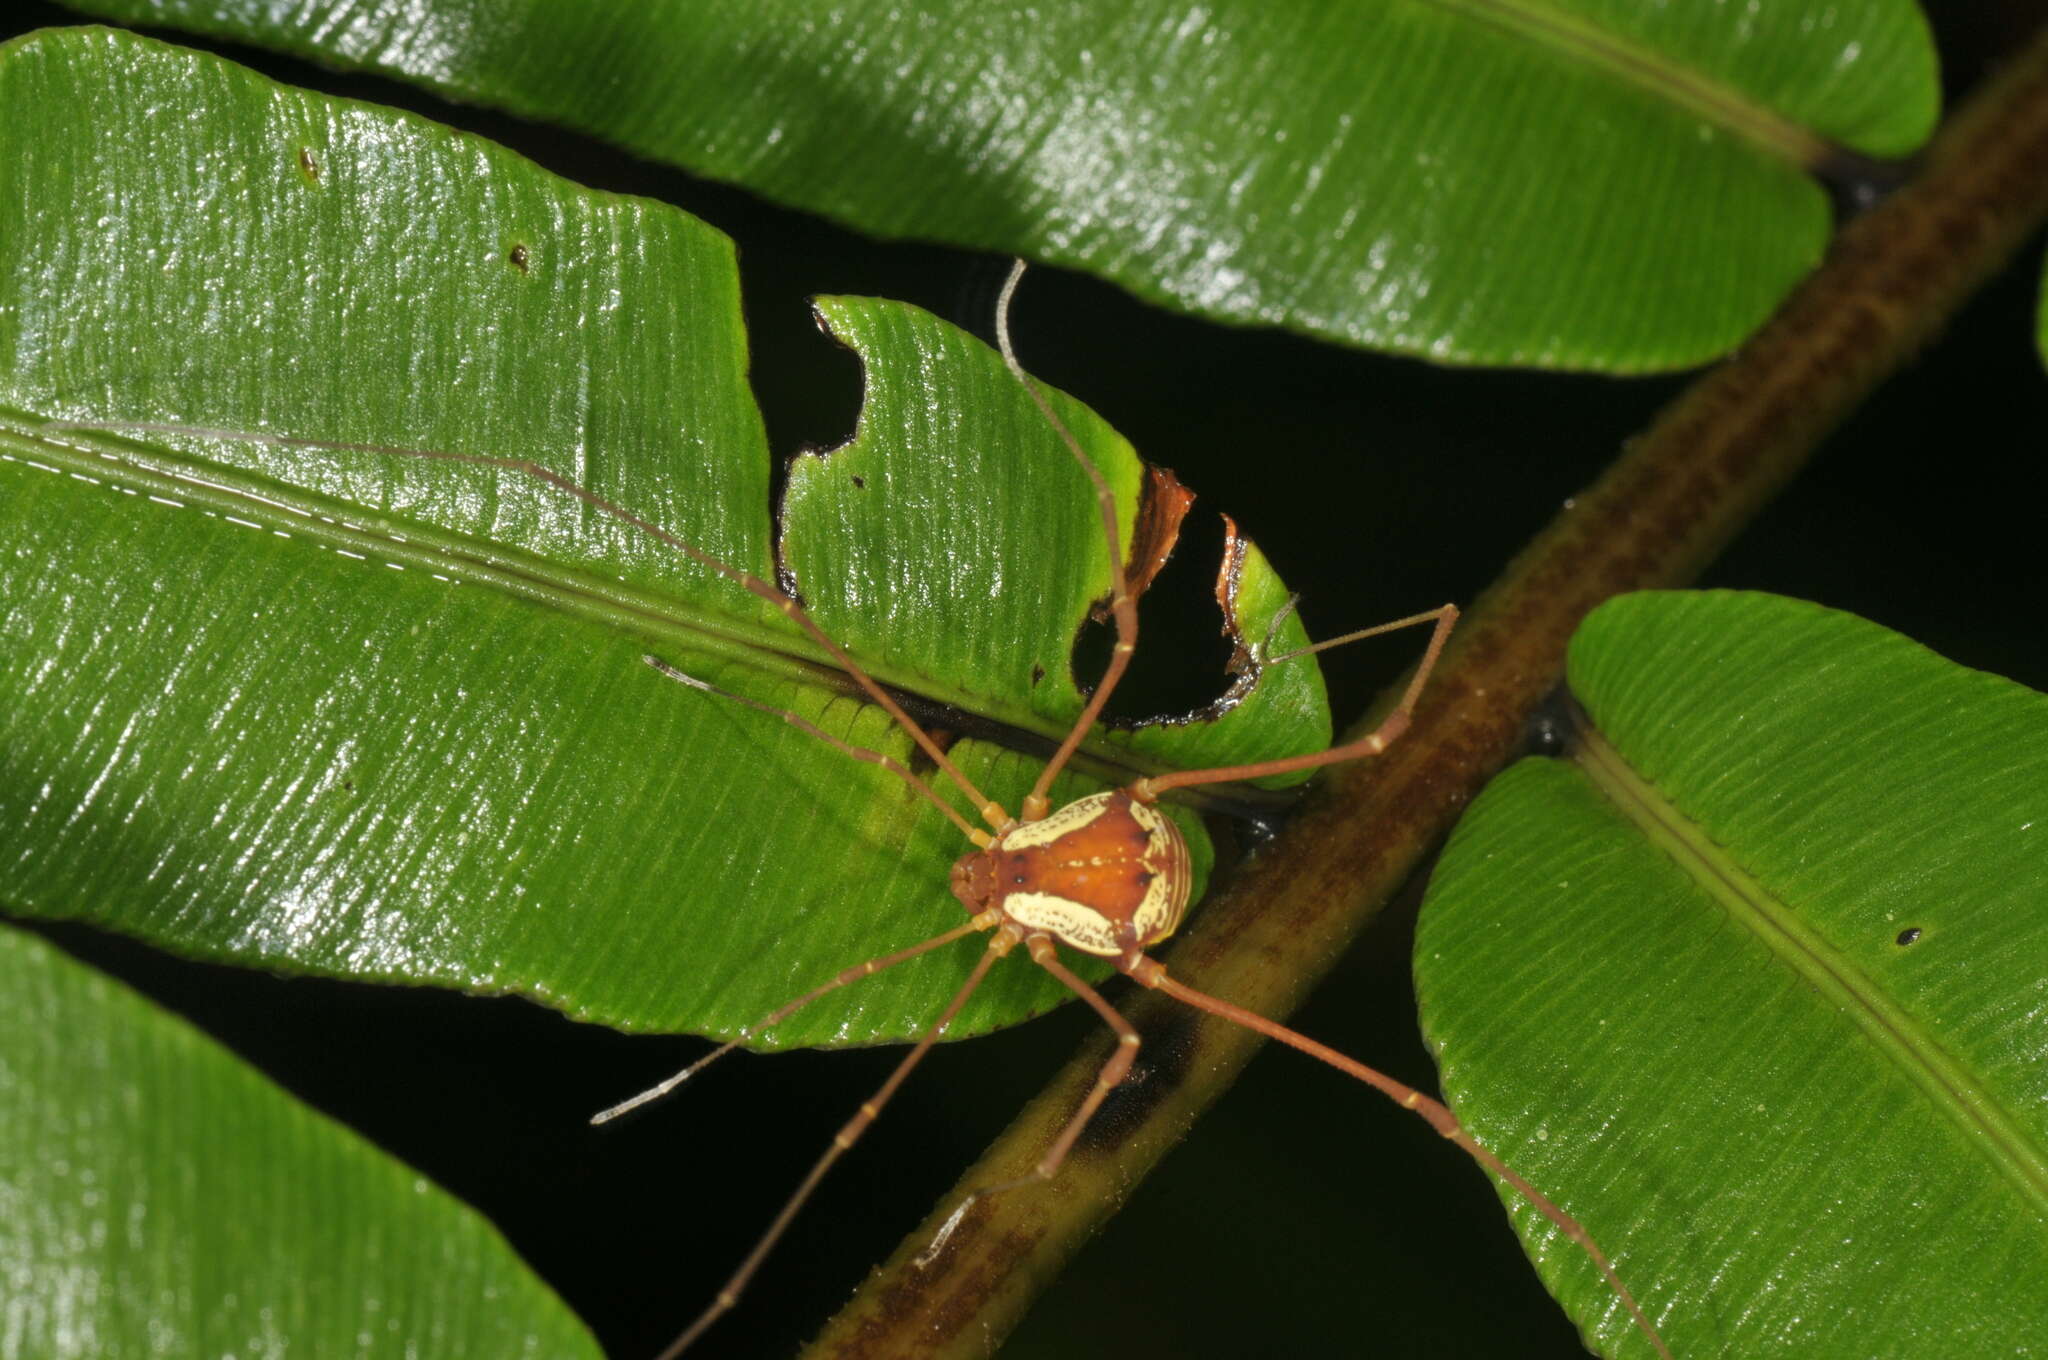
left=1070, top=508, right=1238, bottom=725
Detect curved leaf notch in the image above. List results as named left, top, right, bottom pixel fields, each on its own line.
left=0, top=28, right=1329, bottom=1047
left=62, top=0, right=1940, bottom=369
left=1417, top=592, right=2048, bottom=1356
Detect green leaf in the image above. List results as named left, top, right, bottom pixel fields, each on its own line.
left=1415, top=591, right=2048, bottom=1357
left=2038, top=261, right=2048, bottom=368
left=0, top=924, right=600, bottom=1358
left=56, top=0, right=1940, bottom=370
left=0, top=27, right=1325, bottom=1047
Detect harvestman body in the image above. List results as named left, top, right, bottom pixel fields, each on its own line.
left=52, top=262, right=1671, bottom=1358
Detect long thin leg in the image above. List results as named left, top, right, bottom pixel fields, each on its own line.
left=654, top=925, right=1024, bottom=1360
left=1264, top=605, right=1458, bottom=668
left=913, top=934, right=1140, bottom=1266
left=590, top=910, right=1000, bottom=1125
left=641, top=655, right=993, bottom=847
left=1133, top=603, right=1458, bottom=799
left=43, top=418, right=1011, bottom=832
left=989, top=266, right=1138, bottom=822
left=1127, top=958, right=1673, bottom=1360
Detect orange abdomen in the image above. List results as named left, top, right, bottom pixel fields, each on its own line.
left=977, top=791, right=1192, bottom=958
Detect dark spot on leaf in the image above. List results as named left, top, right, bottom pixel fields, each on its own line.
left=1030, top=663, right=1045, bottom=687
left=296, top=147, right=320, bottom=183
left=1896, top=926, right=1922, bottom=947
left=850, top=475, right=865, bottom=489
left=508, top=243, right=530, bottom=273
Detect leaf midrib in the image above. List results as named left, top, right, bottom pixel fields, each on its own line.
left=1430, top=0, right=1831, bottom=163
left=1570, top=714, right=2048, bottom=1220
left=4, top=414, right=1191, bottom=793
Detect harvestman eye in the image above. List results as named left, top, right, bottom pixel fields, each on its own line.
left=47, top=261, right=1671, bottom=1360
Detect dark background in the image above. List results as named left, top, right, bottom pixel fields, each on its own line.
left=7, top=4, right=2047, bottom=1357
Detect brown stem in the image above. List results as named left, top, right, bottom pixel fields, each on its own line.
left=803, top=28, right=2048, bottom=1360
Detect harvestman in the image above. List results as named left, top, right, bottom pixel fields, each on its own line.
left=52, top=263, right=1670, bottom=1358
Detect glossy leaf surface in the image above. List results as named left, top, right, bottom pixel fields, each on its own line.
left=0, top=28, right=1324, bottom=1047
left=0, top=926, right=600, bottom=1358
left=58, top=0, right=1940, bottom=369
left=1416, top=591, right=2048, bottom=1356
